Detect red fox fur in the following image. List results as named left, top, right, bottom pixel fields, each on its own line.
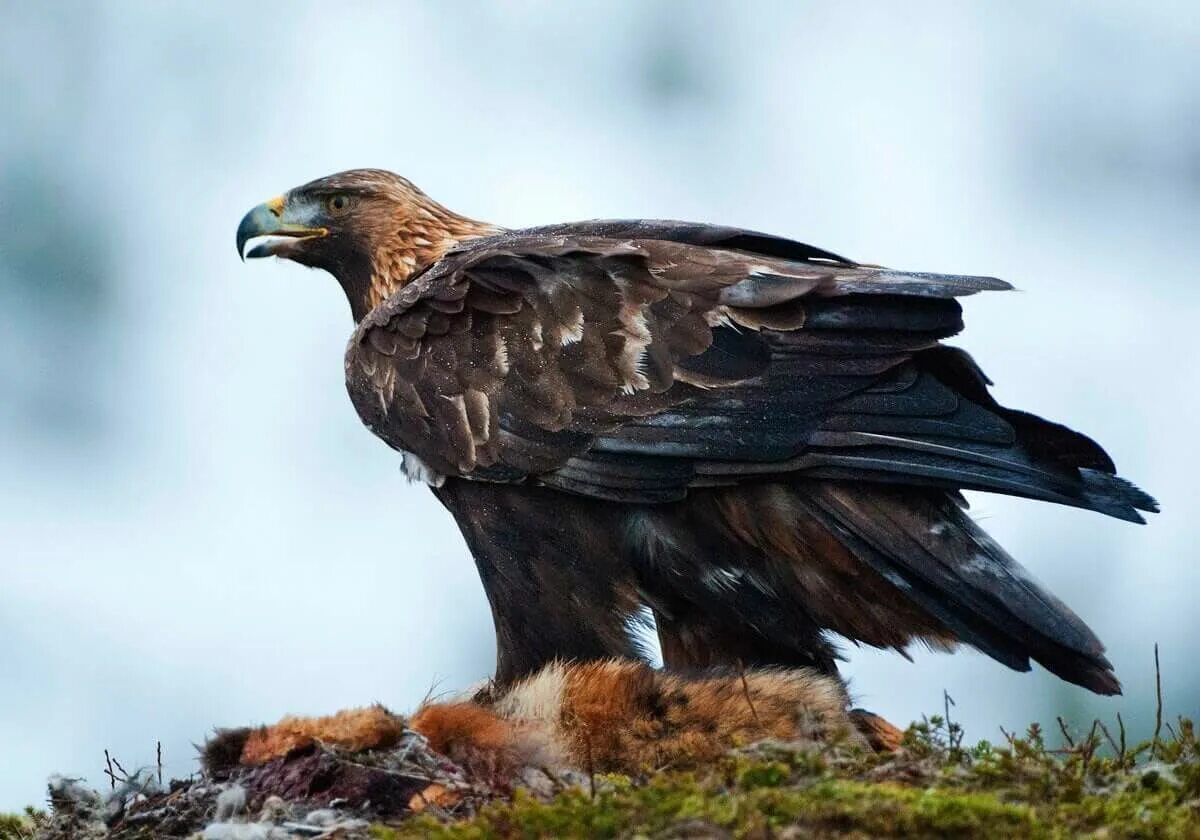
left=204, top=659, right=902, bottom=779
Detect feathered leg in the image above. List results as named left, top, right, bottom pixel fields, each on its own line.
left=432, top=480, right=644, bottom=686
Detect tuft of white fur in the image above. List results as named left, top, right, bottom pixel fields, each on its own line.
left=494, top=661, right=569, bottom=722
left=492, top=661, right=572, bottom=768
left=214, top=785, right=247, bottom=822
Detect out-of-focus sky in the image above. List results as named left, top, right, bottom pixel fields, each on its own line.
left=1, top=0, right=1198, bottom=810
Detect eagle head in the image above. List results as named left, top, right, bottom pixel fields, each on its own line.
left=237, top=169, right=497, bottom=320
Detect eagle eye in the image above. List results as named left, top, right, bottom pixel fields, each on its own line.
left=326, top=194, right=352, bottom=215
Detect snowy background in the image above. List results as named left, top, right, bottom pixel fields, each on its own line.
left=1, top=0, right=1198, bottom=810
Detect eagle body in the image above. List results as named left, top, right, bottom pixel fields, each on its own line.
left=238, top=170, right=1157, bottom=694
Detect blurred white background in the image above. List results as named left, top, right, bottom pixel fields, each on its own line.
left=1, top=0, right=1197, bottom=810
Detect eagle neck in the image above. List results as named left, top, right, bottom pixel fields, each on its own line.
left=357, top=214, right=502, bottom=321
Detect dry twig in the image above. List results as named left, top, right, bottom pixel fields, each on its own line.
left=737, top=660, right=762, bottom=729
left=1153, top=643, right=1164, bottom=756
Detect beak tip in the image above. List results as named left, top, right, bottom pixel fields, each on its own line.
left=237, top=202, right=276, bottom=264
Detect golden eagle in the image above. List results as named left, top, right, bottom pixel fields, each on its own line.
left=237, top=169, right=1156, bottom=693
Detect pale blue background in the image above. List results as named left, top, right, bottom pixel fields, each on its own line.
left=1, top=0, right=1197, bottom=810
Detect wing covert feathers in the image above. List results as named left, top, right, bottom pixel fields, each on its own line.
left=346, top=222, right=1153, bottom=521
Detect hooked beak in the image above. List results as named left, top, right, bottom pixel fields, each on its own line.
left=236, top=195, right=328, bottom=261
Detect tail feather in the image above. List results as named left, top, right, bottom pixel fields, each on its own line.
left=795, top=481, right=1121, bottom=695
left=1079, top=469, right=1159, bottom=524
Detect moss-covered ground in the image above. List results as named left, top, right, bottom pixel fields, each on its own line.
left=371, top=715, right=1200, bottom=839
left=4, top=714, right=1197, bottom=838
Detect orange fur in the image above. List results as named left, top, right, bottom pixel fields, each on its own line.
left=409, top=701, right=528, bottom=784
left=558, top=660, right=854, bottom=771
left=408, top=701, right=515, bottom=757
left=239, top=704, right=404, bottom=765
left=408, top=783, right=461, bottom=813
left=231, top=661, right=890, bottom=779
left=405, top=660, right=859, bottom=774
left=850, top=709, right=906, bottom=753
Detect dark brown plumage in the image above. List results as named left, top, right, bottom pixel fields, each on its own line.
left=237, top=169, right=1157, bottom=694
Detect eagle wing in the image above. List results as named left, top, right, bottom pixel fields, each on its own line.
left=345, top=220, right=1155, bottom=523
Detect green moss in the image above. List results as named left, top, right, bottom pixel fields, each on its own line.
left=370, top=774, right=1198, bottom=839
left=0, top=808, right=45, bottom=840
left=372, top=779, right=1038, bottom=839
left=735, top=760, right=790, bottom=789
left=370, top=716, right=1200, bottom=840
